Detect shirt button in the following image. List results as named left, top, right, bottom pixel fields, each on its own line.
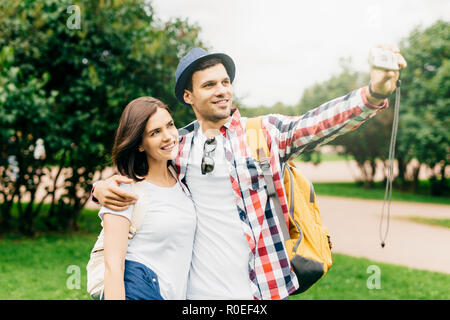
left=239, top=211, right=247, bottom=222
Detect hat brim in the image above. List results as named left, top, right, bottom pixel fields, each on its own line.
left=175, top=53, right=235, bottom=106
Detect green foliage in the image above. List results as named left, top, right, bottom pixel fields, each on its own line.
left=239, top=101, right=298, bottom=118
left=0, top=45, right=58, bottom=234
left=0, top=0, right=203, bottom=234
left=397, top=20, right=450, bottom=195
left=295, top=58, right=367, bottom=114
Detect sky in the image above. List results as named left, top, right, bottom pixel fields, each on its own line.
left=151, top=0, right=449, bottom=107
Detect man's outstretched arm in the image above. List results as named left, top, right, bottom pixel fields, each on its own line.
left=262, top=44, right=407, bottom=162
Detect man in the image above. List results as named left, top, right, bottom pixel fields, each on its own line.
left=93, top=46, right=407, bottom=299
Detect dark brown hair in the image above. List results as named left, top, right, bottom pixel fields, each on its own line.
left=111, top=97, right=170, bottom=181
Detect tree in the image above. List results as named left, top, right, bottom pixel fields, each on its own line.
left=0, top=0, right=203, bottom=234
left=397, top=20, right=449, bottom=195
left=239, top=101, right=297, bottom=118
left=0, top=46, right=58, bottom=234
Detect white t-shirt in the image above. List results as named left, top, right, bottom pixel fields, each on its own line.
left=99, top=180, right=197, bottom=300
left=185, top=128, right=253, bottom=300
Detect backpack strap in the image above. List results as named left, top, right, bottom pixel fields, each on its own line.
left=246, top=117, right=269, bottom=162
left=285, top=164, right=295, bottom=220
left=128, top=182, right=147, bottom=239
left=245, top=117, right=290, bottom=241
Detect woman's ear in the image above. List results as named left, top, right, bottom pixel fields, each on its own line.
left=138, top=146, right=144, bottom=152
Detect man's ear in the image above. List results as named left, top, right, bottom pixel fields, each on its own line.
left=183, top=89, right=193, bottom=105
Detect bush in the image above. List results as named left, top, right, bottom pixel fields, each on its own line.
left=0, top=0, right=203, bottom=234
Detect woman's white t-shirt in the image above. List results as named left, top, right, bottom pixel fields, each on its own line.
left=99, top=180, right=197, bottom=300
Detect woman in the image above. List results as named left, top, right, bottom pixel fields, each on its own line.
left=100, top=96, right=196, bottom=300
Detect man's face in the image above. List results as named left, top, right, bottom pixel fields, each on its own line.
left=183, top=63, right=233, bottom=123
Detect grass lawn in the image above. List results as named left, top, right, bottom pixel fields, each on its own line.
left=295, top=153, right=354, bottom=162
left=290, top=254, right=450, bottom=300
left=314, top=182, right=450, bottom=206
left=401, top=217, right=450, bottom=229
left=0, top=208, right=101, bottom=300
left=0, top=208, right=449, bottom=300
left=0, top=232, right=96, bottom=300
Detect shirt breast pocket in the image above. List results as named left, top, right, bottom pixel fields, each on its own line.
left=236, top=157, right=266, bottom=191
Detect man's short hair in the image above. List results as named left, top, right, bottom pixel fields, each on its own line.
left=184, top=57, right=224, bottom=92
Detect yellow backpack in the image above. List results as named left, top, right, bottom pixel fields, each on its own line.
left=246, top=117, right=333, bottom=294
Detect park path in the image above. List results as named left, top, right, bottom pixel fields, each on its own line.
left=318, top=195, right=450, bottom=274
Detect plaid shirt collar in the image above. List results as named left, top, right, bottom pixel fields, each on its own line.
left=175, top=107, right=242, bottom=180
left=223, top=108, right=241, bottom=132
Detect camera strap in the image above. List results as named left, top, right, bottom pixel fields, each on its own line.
left=379, top=78, right=401, bottom=248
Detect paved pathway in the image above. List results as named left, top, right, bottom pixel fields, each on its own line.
left=318, top=196, right=450, bottom=274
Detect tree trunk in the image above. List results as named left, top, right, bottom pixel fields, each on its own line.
left=411, top=163, right=421, bottom=193
left=397, top=156, right=407, bottom=190
left=438, top=163, right=448, bottom=194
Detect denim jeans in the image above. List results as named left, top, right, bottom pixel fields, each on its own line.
left=102, top=259, right=164, bottom=300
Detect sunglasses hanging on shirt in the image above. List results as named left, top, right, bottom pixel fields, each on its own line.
left=201, top=137, right=217, bottom=175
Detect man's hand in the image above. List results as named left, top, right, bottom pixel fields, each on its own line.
left=93, top=175, right=138, bottom=211
left=367, top=44, right=408, bottom=105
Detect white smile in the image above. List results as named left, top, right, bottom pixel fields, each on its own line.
left=212, top=99, right=229, bottom=105
left=161, top=142, right=176, bottom=151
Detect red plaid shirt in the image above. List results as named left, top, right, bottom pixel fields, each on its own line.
left=178, top=87, right=387, bottom=299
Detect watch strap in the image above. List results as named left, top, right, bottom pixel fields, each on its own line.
left=368, top=82, right=391, bottom=100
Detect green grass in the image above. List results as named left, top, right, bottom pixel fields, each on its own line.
left=0, top=233, right=96, bottom=299
left=1, top=208, right=449, bottom=300
left=290, top=254, right=450, bottom=300
left=0, top=208, right=101, bottom=300
left=314, top=182, right=450, bottom=205
left=295, top=153, right=354, bottom=162
left=405, top=217, right=450, bottom=229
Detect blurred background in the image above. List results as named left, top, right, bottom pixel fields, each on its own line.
left=0, top=0, right=448, bottom=300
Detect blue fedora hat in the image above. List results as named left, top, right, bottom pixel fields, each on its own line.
left=174, top=48, right=235, bottom=106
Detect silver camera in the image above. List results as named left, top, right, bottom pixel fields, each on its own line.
left=369, top=48, right=399, bottom=71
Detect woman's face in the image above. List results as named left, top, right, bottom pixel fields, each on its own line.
left=139, top=107, right=179, bottom=164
